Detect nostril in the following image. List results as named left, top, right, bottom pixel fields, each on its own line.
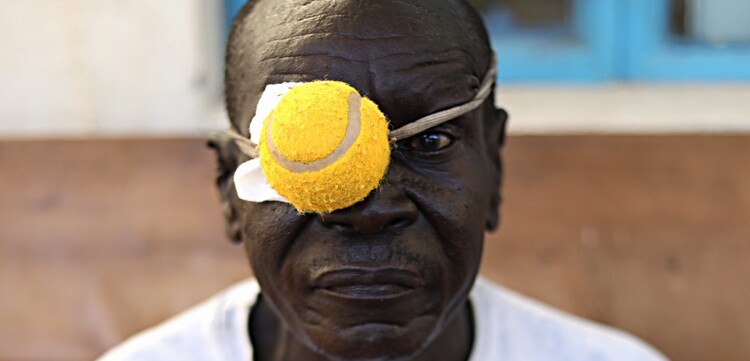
left=386, top=217, right=410, bottom=229
left=318, top=211, right=413, bottom=234
left=321, top=215, right=409, bottom=233
left=331, top=222, right=355, bottom=231
left=319, top=215, right=353, bottom=230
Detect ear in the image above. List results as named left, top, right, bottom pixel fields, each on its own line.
left=207, top=133, right=243, bottom=243
left=484, top=105, right=508, bottom=231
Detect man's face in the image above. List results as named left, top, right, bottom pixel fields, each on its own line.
left=222, top=2, right=503, bottom=359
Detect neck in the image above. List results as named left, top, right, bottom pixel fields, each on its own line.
left=249, top=295, right=474, bottom=361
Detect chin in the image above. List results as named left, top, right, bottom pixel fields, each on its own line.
left=301, top=316, right=439, bottom=361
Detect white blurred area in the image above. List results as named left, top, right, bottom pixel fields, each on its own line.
left=499, top=84, right=750, bottom=134
left=0, top=0, right=225, bottom=138
left=0, top=0, right=749, bottom=137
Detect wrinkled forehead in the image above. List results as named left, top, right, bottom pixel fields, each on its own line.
left=259, top=50, right=483, bottom=129
left=235, top=0, right=489, bottom=130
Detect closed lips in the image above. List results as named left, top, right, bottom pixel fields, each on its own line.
left=313, top=268, right=424, bottom=299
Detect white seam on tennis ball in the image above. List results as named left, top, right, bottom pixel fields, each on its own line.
left=265, top=91, right=362, bottom=173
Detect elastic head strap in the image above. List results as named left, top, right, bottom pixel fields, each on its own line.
left=226, top=127, right=259, bottom=158
left=227, top=54, right=497, bottom=157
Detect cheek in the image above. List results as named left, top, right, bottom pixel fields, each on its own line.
left=396, top=153, right=488, bottom=282
left=238, top=201, right=318, bottom=337
left=238, top=201, right=310, bottom=289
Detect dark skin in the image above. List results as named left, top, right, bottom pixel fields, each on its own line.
left=209, top=0, right=507, bottom=360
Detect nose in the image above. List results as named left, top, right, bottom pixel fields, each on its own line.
left=318, top=183, right=418, bottom=234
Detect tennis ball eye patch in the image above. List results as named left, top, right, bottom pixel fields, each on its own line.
left=227, top=56, right=497, bottom=214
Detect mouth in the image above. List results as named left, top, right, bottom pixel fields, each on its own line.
left=313, top=268, right=425, bottom=300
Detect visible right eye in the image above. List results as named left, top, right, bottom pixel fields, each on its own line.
left=404, top=131, right=454, bottom=153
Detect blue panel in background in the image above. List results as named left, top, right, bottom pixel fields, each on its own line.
left=624, top=0, right=750, bottom=81
left=489, top=0, right=619, bottom=83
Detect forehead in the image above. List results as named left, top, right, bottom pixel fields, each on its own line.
left=236, top=0, right=487, bottom=130
left=262, top=50, right=482, bottom=129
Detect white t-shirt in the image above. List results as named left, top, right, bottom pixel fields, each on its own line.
left=98, top=278, right=668, bottom=361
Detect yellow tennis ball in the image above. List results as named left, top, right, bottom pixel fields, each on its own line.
left=258, top=81, right=390, bottom=214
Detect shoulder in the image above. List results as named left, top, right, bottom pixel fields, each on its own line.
left=97, top=280, right=258, bottom=361
left=469, top=278, right=669, bottom=361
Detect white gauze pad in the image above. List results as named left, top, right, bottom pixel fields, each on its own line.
left=234, top=82, right=302, bottom=204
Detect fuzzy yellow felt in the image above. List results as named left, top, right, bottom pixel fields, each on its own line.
left=258, top=81, right=390, bottom=213
left=270, top=83, right=348, bottom=163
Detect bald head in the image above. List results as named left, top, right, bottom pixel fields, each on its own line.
left=225, top=0, right=492, bottom=134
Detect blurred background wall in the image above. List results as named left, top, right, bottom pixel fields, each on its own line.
left=1, top=0, right=749, bottom=360
left=0, top=0, right=224, bottom=137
